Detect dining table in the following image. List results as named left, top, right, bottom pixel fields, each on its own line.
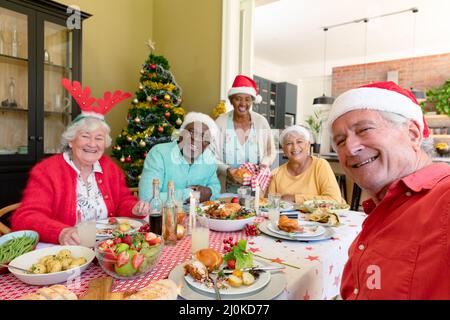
left=0, top=206, right=366, bottom=300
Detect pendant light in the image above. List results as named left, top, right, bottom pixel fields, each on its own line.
left=409, top=8, right=426, bottom=100
left=313, top=27, right=335, bottom=105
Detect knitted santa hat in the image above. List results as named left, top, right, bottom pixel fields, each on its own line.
left=228, top=75, right=262, bottom=104
left=327, top=81, right=429, bottom=138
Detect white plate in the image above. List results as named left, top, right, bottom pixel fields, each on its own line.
left=258, top=220, right=334, bottom=242
left=184, top=259, right=271, bottom=296
left=260, top=200, right=294, bottom=212
left=302, top=199, right=350, bottom=213
left=170, top=262, right=286, bottom=300
left=96, top=218, right=144, bottom=238
left=8, top=245, right=95, bottom=286
left=267, top=221, right=326, bottom=238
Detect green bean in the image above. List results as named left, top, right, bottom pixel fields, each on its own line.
left=0, top=235, right=37, bottom=264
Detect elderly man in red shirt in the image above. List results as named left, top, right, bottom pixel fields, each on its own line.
left=327, top=81, right=450, bottom=300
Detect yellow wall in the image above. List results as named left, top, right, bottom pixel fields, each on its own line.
left=153, top=0, right=222, bottom=114
left=58, top=0, right=154, bottom=148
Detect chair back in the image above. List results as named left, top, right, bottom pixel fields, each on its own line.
left=0, top=203, right=20, bottom=235
left=129, top=187, right=138, bottom=198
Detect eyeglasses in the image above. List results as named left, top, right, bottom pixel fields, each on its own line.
left=185, top=128, right=211, bottom=144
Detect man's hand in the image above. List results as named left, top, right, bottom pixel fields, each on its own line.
left=59, top=227, right=81, bottom=245
left=132, top=201, right=150, bottom=217
left=190, top=185, right=212, bottom=203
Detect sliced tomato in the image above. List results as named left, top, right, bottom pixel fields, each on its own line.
left=147, top=237, right=161, bottom=246
left=227, top=259, right=236, bottom=270
left=109, top=217, right=118, bottom=224
left=145, top=232, right=157, bottom=242
left=116, top=251, right=130, bottom=267
left=132, top=253, right=144, bottom=269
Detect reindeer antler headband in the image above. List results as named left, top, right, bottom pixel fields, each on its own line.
left=61, top=78, right=132, bottom=122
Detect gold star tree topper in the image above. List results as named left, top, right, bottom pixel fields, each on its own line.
left=146, top=39, right=156, bottom=52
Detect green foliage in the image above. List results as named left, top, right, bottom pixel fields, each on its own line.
left=420, top=79, right=450, bottom=116
left=305, top=110, right=323, bottom=143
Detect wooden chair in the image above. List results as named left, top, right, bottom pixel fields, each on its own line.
left=0, top=203, right=20, bottom=235
left=129, top=187, right=139, bottom=198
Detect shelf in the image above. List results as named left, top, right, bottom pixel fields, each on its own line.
left=424, top=114, right=450, bottom=127
left=44, top=110, right=71, bottom=116
left=44, top=62, right=72, bottom=71
left=0, top=106, right=28, bottom=112
left=0, top=53, right=28, bottom=63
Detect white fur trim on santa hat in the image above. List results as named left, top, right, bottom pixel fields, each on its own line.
left=228, top=86, right=262, bottom=104
left=279, top=125, right=312, bottom=145
left=180, top=112, right=218, bottom=141
left=327, top=87, right=424, bottom=132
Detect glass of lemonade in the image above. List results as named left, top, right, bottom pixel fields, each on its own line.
left=76, top=209, right=97, bottom=248
left=191, top=211, right=209, bottom=253
left=268, top=193, right=281, bottom=226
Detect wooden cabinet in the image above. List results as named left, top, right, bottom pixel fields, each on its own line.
left=253, top=75, right=297, bottom=129
left=0, top=0, right=90, bottom=207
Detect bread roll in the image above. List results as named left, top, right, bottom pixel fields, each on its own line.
left=278, top=215, right=299, bottom=233
left=195, top=248, right=223, bottom=272
left=19, top=293, right=46, bottom=300
left=20, top=285, right=78, bottom=300
left=125, top=279, right=178, bottom=300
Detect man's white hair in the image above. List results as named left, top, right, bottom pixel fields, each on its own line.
left=179, top=112, right=218, bottom=142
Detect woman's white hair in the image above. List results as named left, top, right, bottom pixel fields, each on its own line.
left=61, top=117, right=112, bottom=152
left=279, top=125, right=312, bottom=147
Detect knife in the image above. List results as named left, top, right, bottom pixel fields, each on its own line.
left=213, top=265, right=286, bottom=274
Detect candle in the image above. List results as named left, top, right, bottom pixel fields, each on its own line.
left=189, top=192, right=195, bottom=230
left=254, top=182, right=260, bottom=215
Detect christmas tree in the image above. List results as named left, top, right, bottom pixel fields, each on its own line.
left=112, top=41, right=186, bottom=187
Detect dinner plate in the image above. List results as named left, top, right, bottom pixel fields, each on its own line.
left=260, top=200, right=294, bottom=212
left=258, top=220, right=334, bottom=242
left=302, top=199, right=350, bottom=213
left=169, top=262, right=286, bottom=300
left=184, top=259, right=271, bottom=296
left=96, top=218, right=145, bottom=239
left=267, top=221, right=326, bottom=238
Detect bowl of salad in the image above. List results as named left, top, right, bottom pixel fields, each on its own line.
left=198, top=202, right=256, bottom=232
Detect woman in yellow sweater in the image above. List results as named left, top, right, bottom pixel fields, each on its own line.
left=268, top=125, right=343, bottom=204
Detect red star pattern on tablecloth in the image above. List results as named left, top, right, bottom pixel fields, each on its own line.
left=329, top=264, right=334, bottom=275
left=248, top=247, right=260, bottom=253
left=271, top=257, right=284, bottom=264
left=305, top=246, right=313, bottom=251
left=248, top=241, right=255, bottom=245
left=306, top=255, right=320, bottom=261
left=333, top=275, right=341, bottom=287
left=303, top=290, right=310, bottom=300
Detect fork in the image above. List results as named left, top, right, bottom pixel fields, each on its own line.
left=208, top=275, right=221, bottom=300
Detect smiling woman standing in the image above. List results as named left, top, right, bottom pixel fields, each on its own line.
left=214, top=75, right=276, bottom=193
left=267, top=125, right=343, bottom=204
left=11, top=79, right=149, bottom=245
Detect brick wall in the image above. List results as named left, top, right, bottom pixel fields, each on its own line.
left=332, top=53, right=450, bottom=97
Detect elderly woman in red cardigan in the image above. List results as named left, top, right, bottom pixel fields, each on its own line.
left=12, top=79, right=149, bottom=244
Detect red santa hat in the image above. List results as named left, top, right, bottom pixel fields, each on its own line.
left=228, top=75, right=262, bottom=104
left=327, top=81, right=429, bottom=138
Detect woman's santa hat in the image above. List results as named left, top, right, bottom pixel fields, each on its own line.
left=327, top=81, right=429, bottom=138
left=228, top=75, right=262, bottom=104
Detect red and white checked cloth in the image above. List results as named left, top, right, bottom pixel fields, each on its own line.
left=240, top=163, right=272, bottom=192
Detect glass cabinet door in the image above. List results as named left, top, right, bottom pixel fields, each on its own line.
left=42, top=20, right=73, bottom=155
left=0, top=6, right=30, bottom=157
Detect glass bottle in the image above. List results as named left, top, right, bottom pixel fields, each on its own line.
left=11, top=25, right=18, bottom=57
left=162, top=181, right=177, bottom=245
left=8, top=77, right=17, bottom=107
left=149, top=179, right=163, bottom=235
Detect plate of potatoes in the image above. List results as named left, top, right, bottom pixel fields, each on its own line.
left=8, top=246, right=95, bottom=286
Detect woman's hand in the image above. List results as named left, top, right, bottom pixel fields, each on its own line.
left=59, top=227, right=81, bottom=245
left=190, top=185, right=212, bottom=203
left=132, top=201, right=150, bottom=217
left=227, top=168, right=240, bottom=184
left=281, top=194, right=295, bottom=203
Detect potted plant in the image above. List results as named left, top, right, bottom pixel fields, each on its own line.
left=305, top=110, right=323, bottom=154
left=420, top=79, right=450, bottom=117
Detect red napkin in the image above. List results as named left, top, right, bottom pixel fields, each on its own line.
left=239, top=162, right=272, bottom=192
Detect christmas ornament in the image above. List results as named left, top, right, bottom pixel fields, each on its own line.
left=139, top=140, right=146, bottom=147
left=144, top=152, right=148, bottom=157
left=140, top=68, right=145, bottom=74
left=127, top=136, right=132, bottom=142
left=152, top=96, right=158, bottom=103
left=164, top=103, right=170, bottom=108
left=150, top=64, right=156, bottom=70
left=139, top=83, right=144, bottom=90
left=133, top=98, right=138, bottom=104
left=162, top=123, right=167, bottom=127
left=125, top=155, right=132, bottom=163
left=116, top=146, right=121, bottom=151
left=164, top=94, right=171, bottom=101
left=120, top=156, right=125, bottom=162
left=146, top=96, right=152, bottom=102
left=158, top=126, right=164, bottom=133
left=164, top=112, right=171, bottom=118
left=134, top=117, right=140, bottom=123
left=176, top=118, right=182, bottom=126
